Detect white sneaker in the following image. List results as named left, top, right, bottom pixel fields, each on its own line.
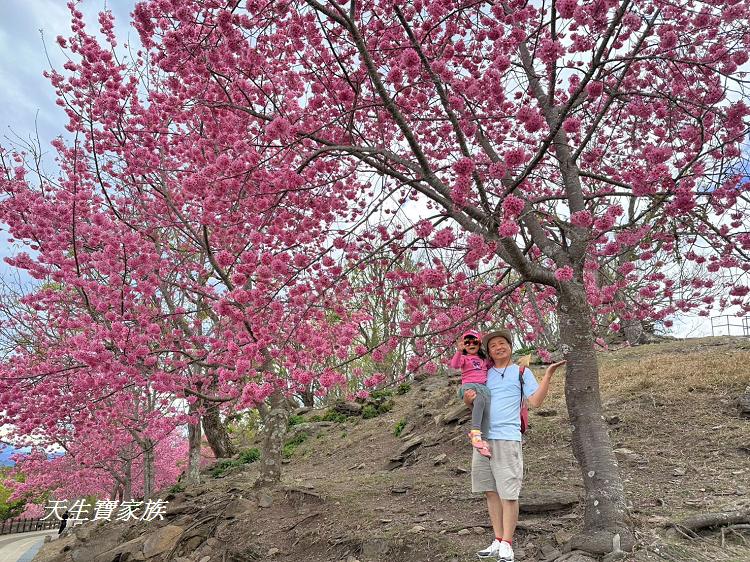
left=497, top=540, right=514, bottom=562
left=476, top=539, right=500, bottom=558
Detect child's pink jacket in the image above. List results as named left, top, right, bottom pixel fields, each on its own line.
left=448, top=352, right=488, bottom=385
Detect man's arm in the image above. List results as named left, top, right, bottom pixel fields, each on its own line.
left=527, top=360, right=566, bottom=408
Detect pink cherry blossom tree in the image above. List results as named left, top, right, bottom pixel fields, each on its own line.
left=109, top=0, right=748, bottom=551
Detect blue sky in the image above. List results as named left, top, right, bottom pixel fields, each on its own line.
left=0, top=1, right=137, bottom=280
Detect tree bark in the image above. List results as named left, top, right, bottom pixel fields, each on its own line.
left=254, top=389, right=289, bottom=488
left=123, top=457, right=132, bottom=501
left=557, top=284, right=635, bottom=553
left=142, top=438, right=155, bottom=501
left=187, top=401, right=202, bottom=486
left=202, top=402, right=236, bottom=459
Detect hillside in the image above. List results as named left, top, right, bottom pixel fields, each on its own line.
left=34, top=337, right=750, bottom=562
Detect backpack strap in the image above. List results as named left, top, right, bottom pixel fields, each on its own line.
left=518, top=365, right=524, bottom=404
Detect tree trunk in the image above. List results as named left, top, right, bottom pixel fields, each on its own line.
left=142, top=439, right=155, bottom=501
left=557, top=285, right=635, bottom=554
left=123, top=457, right=132, bottom=501
left=187, top=404, right=202, bottom=486
left=254, top=389, right=289, bottom=488
left=203, top=403, right=236, bottom=459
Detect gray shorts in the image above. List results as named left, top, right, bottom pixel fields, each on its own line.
left=471, top=440, right=523, bottom=500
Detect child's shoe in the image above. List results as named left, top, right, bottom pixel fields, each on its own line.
left=468, top=429, right=491, bottom=458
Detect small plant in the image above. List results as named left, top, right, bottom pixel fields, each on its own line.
left=320, top=410, right=348, bottom=423
left=283, top=434, right=308, bottom=458
left=393, top=418, right=407, bottom=437
left=377, top=400, right=394, bottom=414
left=287, top=414, right=306, bottom=427
left=209, top=447, right=261, bottom=478
left=238, top=448, right=260, bottom=464
left=361, top=404, right=378, bottom=419
left=370, top=389, right=393, bottom=401
left=396, top=383, right=412, bottom=395
left=167, top=483, right=185, bottom=494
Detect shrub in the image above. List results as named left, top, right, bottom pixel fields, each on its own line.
left=377, top=400, right=394, bottom=414
left=209, top=447, right=261, bottom=478
left=393, top=418, right=407, bottom=437
left=361, top=405, right=378, bottom=419
left=396, top=383, right=412, bottom=395
left=370, top=389, right=393, bottom=401
left=287, top=414, right=306, bottom=427
left=283, top=434, right=308, bottom=458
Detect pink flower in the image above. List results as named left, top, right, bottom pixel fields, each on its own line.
left=432, top=227, right=455, bottom=247
left=563, top=117, right=581, bottom=133
left=453, top=157, right=475, bottom=176
left=570, top=210, right=593, bottom=227
left=554, top=266, right=574, bottom=282
left=502, top=194, right=525, bottom=218
left=586, top=81, right=603, bottom=98
left=498, top=220, right=520, bottom=238
left=504, top=148, right=528, bottom=168
left=415, top=219, right=434, bottom=238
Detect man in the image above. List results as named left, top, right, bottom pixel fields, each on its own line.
left=463, top=329, right=566, bottom=561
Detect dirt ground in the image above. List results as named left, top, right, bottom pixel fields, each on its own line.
left=35, top=336, right=750, bottom=562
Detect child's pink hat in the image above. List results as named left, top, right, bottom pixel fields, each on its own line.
left=462, top=329, right=482, bottom=339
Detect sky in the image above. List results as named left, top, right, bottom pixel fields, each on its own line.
left=0, top=1, right=732, bottom=340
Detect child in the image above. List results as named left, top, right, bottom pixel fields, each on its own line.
left=448, top=329, right=491, bottom=457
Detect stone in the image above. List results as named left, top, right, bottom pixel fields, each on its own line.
left=408, top=525, right=426, bottom=533
left=559, top=551, right=600, bottom=562
left=258, top=492, right=274, bottom=508
left=224, top=497, right=256, bottom=518
left=539, top=541, right=562, bottom=560
left=672, top=467, right=687, bottom=477
left=332, top=401, right=363, bottom=416
left=432, top=453, right=448, bottom=465
left=613, top=448, right=648, bottom=464
left=199, top=557, right=211, bottom=562
left=535, top=408, right=558, bottom=417
left=398, top=436, right=424, bottom=456
left=555, top=528, right=574, bottom=545
left=361, top=539, right=391, bottom=557
left=519, top=490, right=579, bottom=514
left=472, top=527, right=485, bottom=535
left=442, top=402, right=471, bottom=425
left=738, top=386, right=750, bottom=417
left=457, top=528, right=471, bottom=536
left=451, top=466, right=469, bottom=475
left=142, top=525, right=184, bottom=559
left=268, top=547, right=281, bottom=556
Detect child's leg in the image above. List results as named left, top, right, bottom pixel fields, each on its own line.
left=471, top=391, right=487, bottom=431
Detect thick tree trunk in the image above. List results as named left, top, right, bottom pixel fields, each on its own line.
left=142, top=439, right=155, bottom=501
left=123, top=457, right=132, bottom=501
left=254, top=389, right=289, bottom=488
left=558, top=286, right=635, bottom=554
left=187, top=403, right=202, bottom=486
left=203, top=403, right=236, bottom=459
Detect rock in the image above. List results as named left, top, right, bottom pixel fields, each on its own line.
left=605, top=415, right=621, bottom=425
left=142, top=525, right=183, bottom=559
left=224, top=497, right=256, bottom=518
left=451, top=466, right=469, bottom=475
left=390, top=486, right=410, bottom=494
left=519, top=490, right=579, bottom=514
left=457, top=528, right=471, bottom=536
left=257, top=492, right=274, bottom=508
left=613, top=448, right=648, bottom=464
left=398, top=436, right=424, bottom=456
left=738, top=386, right=750, bottom=417
left=472, top=527, right=485, bottom=535
left=442, top=402, right=471, bottom=425
left=672, top=467, right=686, bottom=477
left=535, top=408, right=558, bottom=417
left=539, top=541, right=562, bottom=560
left=408, top=525, right=426, bottom=533
left=361, top=539, right=391, bottom=557
left=268, top=547, right=281, bottom=556
left=432, top=453, right=448, bottom=465
left=558, top=551, right=600, bottom=562
left=555, top=528, right=574, bottom=545
left=332, top=400, right=363, bottom=416
left=199, top=557, right=211, bottom=562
